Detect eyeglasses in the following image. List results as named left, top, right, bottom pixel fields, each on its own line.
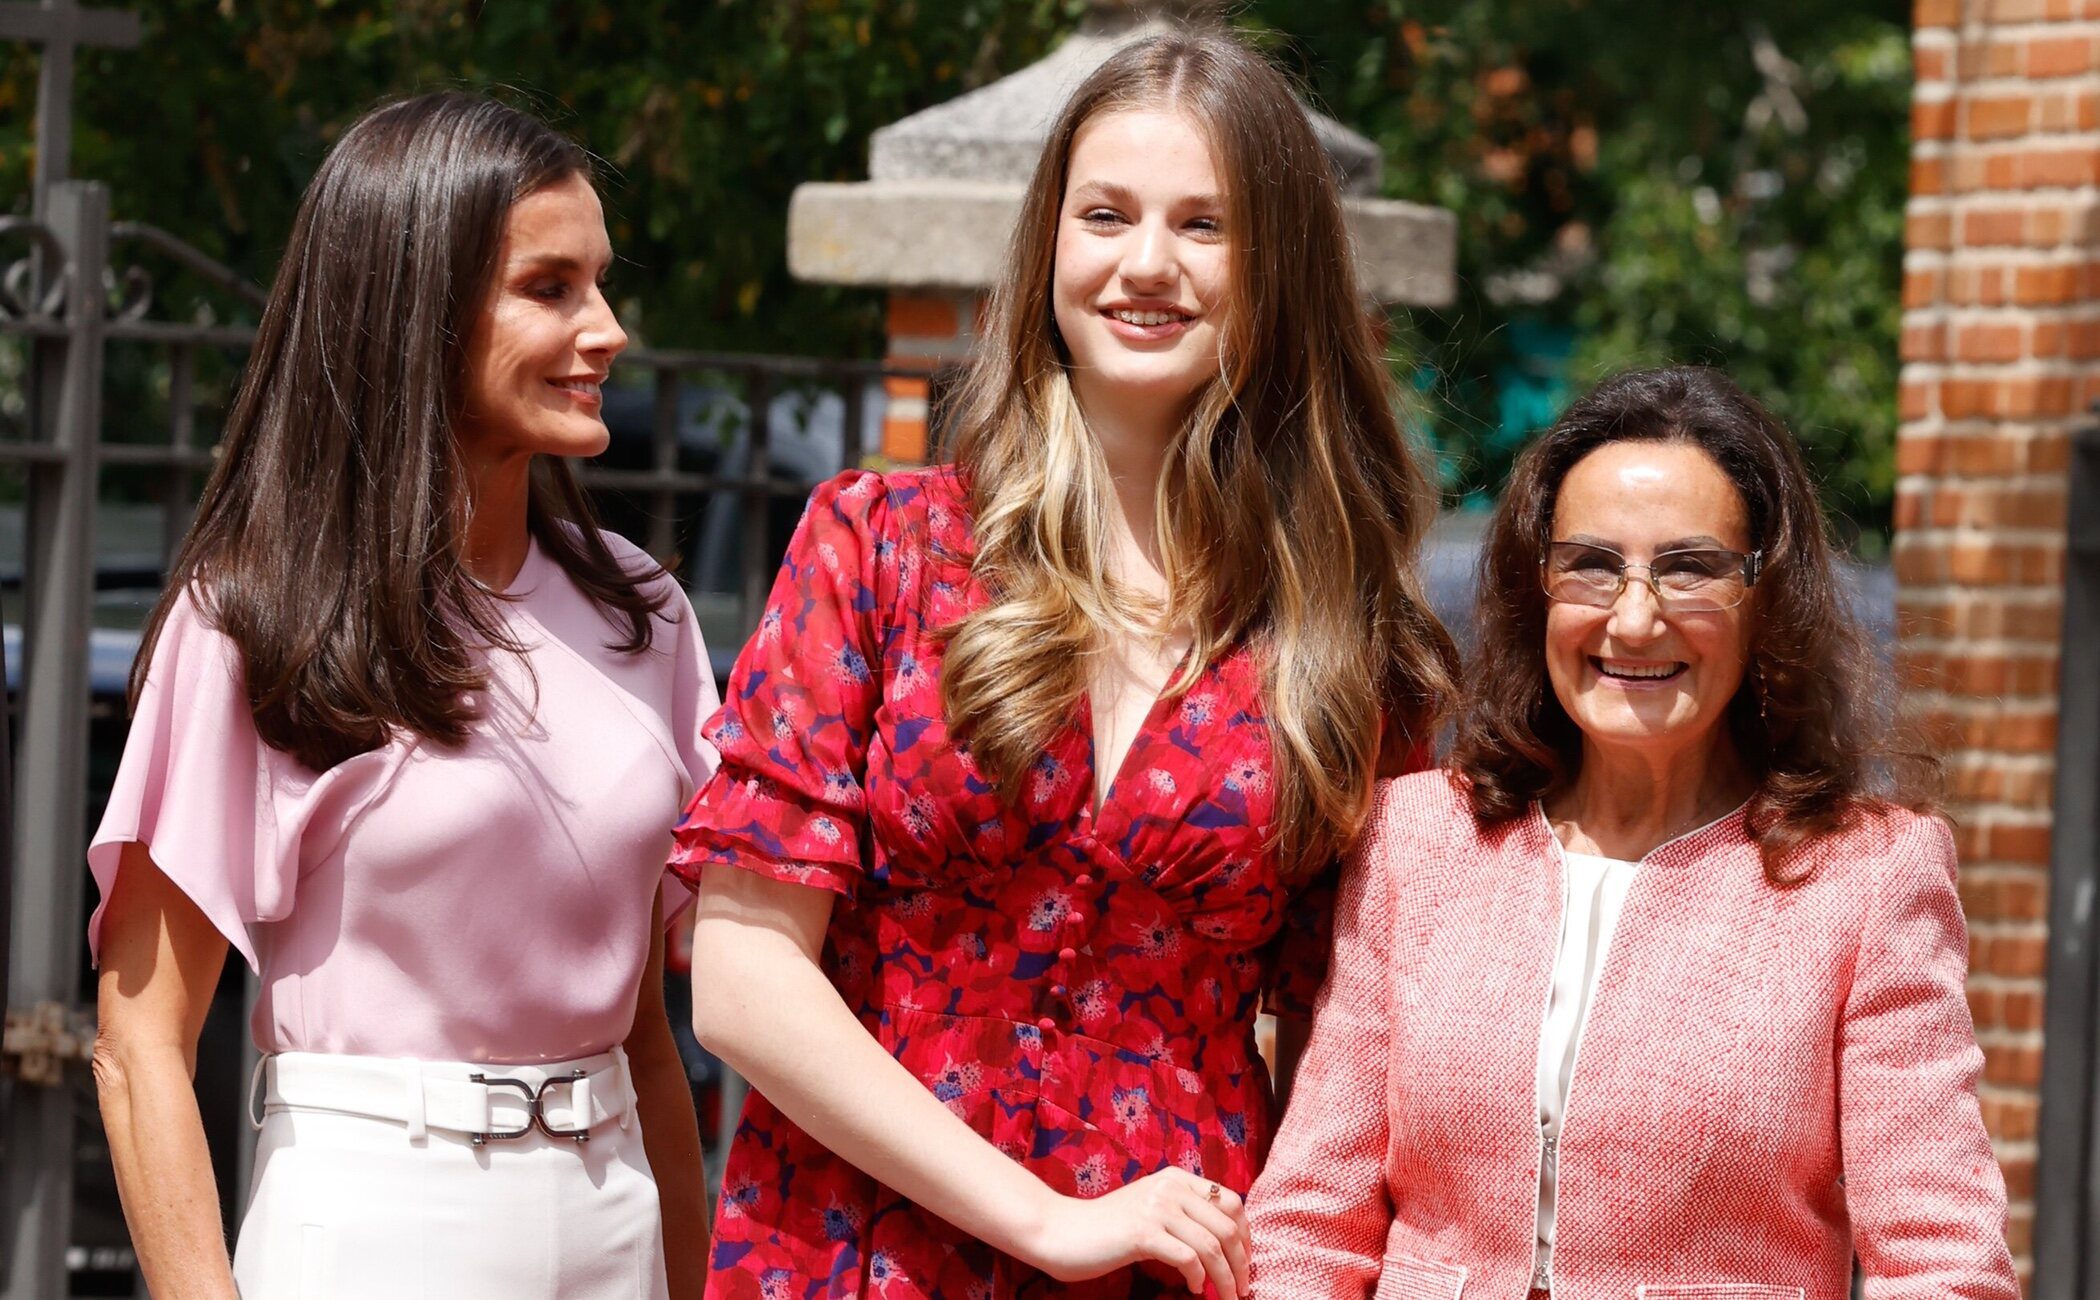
left=1540, top=541, right=1763, bottom=612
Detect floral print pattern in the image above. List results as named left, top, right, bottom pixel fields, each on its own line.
left=671, top=467, right=1345, bottom=1298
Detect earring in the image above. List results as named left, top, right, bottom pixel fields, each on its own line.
left=1753, top=661, right=1771, bottom=729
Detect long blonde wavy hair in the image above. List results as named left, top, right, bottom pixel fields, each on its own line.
left=940, top=29, right=1457, bottom=881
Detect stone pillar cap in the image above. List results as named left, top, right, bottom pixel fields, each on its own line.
left=789, top=179, right=1456, bottom=306
left=790, top=5, right=1457, bottom=307
left=868, top=19, right=1382, bottom=196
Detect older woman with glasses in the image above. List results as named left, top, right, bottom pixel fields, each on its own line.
left=1246, top=366, right=2016, bottom=1300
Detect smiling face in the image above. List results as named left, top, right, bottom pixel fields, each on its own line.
left=1544, top=440, right=1758, bottom=766
left=1051, top=108, right=1232, bottom=423
left=455, top=172, right=627, bottom=467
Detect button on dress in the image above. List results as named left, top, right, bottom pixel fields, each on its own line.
left=669, top=467, right=1341, bottom=1298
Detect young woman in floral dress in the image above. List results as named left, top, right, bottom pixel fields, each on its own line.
left=672, top=30, right=1455, bottom=1299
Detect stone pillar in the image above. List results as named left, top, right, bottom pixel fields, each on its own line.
left=1897, top=1, right=2100, bottom=1282
left=883, top=290, right=980, bottom=462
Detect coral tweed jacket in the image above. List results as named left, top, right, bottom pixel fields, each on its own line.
left=1246, top=770, right=2017, bottom=1300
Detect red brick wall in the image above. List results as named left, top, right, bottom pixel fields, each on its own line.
left=1900, top=1, right=2100, bottom=1285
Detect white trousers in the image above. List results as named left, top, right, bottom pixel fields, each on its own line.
left=231, top=1050, right=669, bottom=1300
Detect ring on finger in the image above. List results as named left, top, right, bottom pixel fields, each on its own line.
left=1206, top=1181, right=1222, bottom=1205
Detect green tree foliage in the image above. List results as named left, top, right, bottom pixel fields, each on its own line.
left=1, top=1, right=1909, bottom=535
left=1253, top=0, right=1912, bottom=541
left=0, top=0, right=1083, bottom=355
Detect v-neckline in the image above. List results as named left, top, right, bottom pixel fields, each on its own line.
left=1078, top=646, right=1195, bottom=822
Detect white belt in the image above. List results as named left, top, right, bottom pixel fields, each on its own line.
left=251, top=1048, right=637, bottom=1146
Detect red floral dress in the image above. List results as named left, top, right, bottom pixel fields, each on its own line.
left=670, top=466, right=1342, bottom=1299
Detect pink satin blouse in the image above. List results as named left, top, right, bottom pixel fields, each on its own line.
left=86, top=531, right=718, bottom=1064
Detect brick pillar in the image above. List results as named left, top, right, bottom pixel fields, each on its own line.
left=1898, top=2, right=2100, bottom=1284
left=882, top=290, right=981, bottom=463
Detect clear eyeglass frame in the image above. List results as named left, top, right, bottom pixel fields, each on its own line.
left=1539, top=540, right=1764, bottom=613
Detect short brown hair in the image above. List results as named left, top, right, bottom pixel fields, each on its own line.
left=1449, top=366, right=1931, bottom=881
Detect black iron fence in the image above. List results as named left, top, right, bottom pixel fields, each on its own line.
left=0, top=177, right=938, bottom=1298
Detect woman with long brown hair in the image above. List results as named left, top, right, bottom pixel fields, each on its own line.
left=672, top=27, right=1454, bottom=1300
left=88, top=93, right=713, bottom=1298
left=1247, top=367, right=2015, bottom=1299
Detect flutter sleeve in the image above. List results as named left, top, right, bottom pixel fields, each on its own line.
left=1840, top=815, right=2020, bottom=1298
left=668, top=470, right=889, bottom=898
left=668, top=588, right=723, bottom=797
left=85, top=590, right=312, bottom=973
left=654, top=571, right=723, bottom=923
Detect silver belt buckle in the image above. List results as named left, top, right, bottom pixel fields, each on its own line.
left=467, top=1070, right=591, bottom=1145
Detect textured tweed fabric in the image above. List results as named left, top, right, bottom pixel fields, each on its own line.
left=1246, top=769, right=2018, bottom=1300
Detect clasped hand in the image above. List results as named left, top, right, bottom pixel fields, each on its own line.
left=1020, top=1167, right=1250, bottom=1298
